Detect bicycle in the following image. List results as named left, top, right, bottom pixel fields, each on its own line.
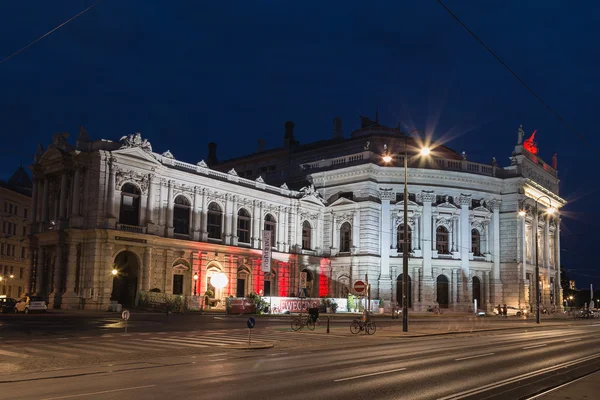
left=291, top=315, right=316, bottom=331
left=350, top=318, right=376, bottom=335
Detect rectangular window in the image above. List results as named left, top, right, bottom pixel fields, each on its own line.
left=20, top=267, right=24, bottom=279
left=23, top=226, right=26, bottom=236
left=9, top=204, right=13, bottom=214
left=172, top=274, right=184, bottom=295
left=9, top=266, right=13, bottom=274
left=21, top=247, right=25, bottom=258
left=3, top=202, right=6, bottom=212
left=236, top=278, right=246, bottom=297
left=11, top=245, right=15, bottom=257
left=2, top=221, right=5, bottom=233
left=24, top=208, right=28, bottom=219
left=0, top=244, right=3, bottom=255
left=18, top=286, right=23, bottom=297
left=14, top=206, right=17, bottom=215
left=263, top=280, right=271, bottom=296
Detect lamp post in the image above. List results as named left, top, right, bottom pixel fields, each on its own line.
left=519, top=195, right=555, bottom=324
left=383, top=130, right=430, bottom=332
left=193, top=273, right=199, bottom=296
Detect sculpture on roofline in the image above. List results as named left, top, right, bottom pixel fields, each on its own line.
left=119, top=132, right=153, bottom=153
left=517, top=124, right=524, bottom=144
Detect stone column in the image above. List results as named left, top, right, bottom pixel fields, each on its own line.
left=392, top=219, right=398, bottom=250
left=166, top=180, right=174, bottom=237
left=164, top=249, right=173, bottom=295
left=490, top=199, right=502, bottom=304
left=31, top=178, right=39, bottom=225
left=142, top=247, right=152, bottom=291
left=420, top=191, right=435, bottom=306
left=331, top=213, right=339, bottom=253
left=379, top=189, right=393, bottom=278
left=252, top=200, right=260, bottom=248
left=41, top=179, right=49, bottom=223
left=484, top=222, right=490, bottom=254
left=416, top=215, right=421, bottom=250
left=224, top=194, right=232, bottom=243
left=158, top=179, right=166, bottom=227
left=72, top=168, right=81, bottom=216
left=146, top=174, right=155, bottom=223
left=544, top=214, right=551, bottom=276
left=49, top=245, right=64, bottom=308
left=555, top=217, right=562, bottom=306
left=201, top=188, right=208, bottom=241
left=258, top=202, right=264, bottom=249
left=295, top=207, right=303, bottom=250
left=58, top=173, right=68, bottom=219
left=231, top=196, right=239, bottom=245
left=106, top=159, right=117, bottom=219
left=352, top=210, right=360, bottom=252
left=192, top=186, right=201, bottom=241
left=101, top=242, right=114, bottom=308
left=35, top=247, right=45, bottom=295
left=62, top=243, right=79, bottom=308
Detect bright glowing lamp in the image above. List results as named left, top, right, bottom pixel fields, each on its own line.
left=420, top=147, right=431, bottom=156
left=194, top=273, right=199, bottom=281
left=547, top=207, right=556, bottom=215
left=9, top=274, right=14, bottom=279
left=210, top=273, right=228, bottom=289
left=518, top=210, right=526, bottom=217
left=111, top=268, right=118, bottom=276
left=382, top=154, right=392, bottom=163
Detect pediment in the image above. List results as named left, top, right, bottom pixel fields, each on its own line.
left=329, top=197, right=356, bottom=207
left=473, top=206, right=491, bottom=214
left=437, top=202, right=458, bottom=210
left=113, top=146, right=161, bottom=165
left=395, top=199, right=419, bottom=207
left=300, top=195, right=327, bottom=207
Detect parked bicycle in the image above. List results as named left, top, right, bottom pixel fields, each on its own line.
left=350, top=318, right=376, bottom=335
left=291, top=315, right=316, bottom=331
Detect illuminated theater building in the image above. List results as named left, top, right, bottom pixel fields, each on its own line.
left=28, top=118, right=565, bottom=311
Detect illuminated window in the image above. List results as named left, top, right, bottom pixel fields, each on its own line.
left=119, top=183, right=140, bottom=226
left=264, top=214, right=276, bottom=245
left=237, top=209, right=251, bottom=243
left=436, top=226, right=449, bottom=254
left=207, top=203, right=223, bottom=239
left=471, top=229, right=481, bottom=256
left=302, top=221, right=312, bottom=250
left=173, top=195, right=191, bottom=235
left=340, top=222, right=352, bottom=252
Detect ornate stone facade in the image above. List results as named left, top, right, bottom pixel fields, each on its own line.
left=27, top=123, right=566, bottom=312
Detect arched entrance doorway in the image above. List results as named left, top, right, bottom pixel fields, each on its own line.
left=301, top=268, right=314, bottom=297
left=111, top=251, right=139, bottom=308
left=396, top=274, right=412, bottom=308
left=436, top=275, right=449, bottom=308
left=472, top=276, right=481, bottom=307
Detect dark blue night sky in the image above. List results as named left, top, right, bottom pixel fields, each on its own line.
left=1, top=1, right=598, bottom=287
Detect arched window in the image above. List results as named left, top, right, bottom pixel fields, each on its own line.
left=237, top=209, right=251, bottom=243
left=340, top=222, right=352, bottom=252
left=119, top=183, right=140, bottom=226
left=173, top=195, right=191, bottom=234
left=264, top=214, right=276, bottom=246
left=471, top=229, right=481, bottom=256
left=436, top=226, right=449, bottom=254
left=302, top=221, right=312, bottom=250
left=398, top=224, right=412, bottom=253
left=207, top=203, right=223, bottom=239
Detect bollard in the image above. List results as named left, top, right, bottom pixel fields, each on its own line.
left=327, top=317, right=330, bottom=334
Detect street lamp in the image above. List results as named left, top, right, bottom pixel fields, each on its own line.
left=111, top=268, right=118, bottom=276
left=193, top=273, right=199, bottom=296
left=519, top=195, right=556, bottom=324
left=383, top=129, right=430, bottom=332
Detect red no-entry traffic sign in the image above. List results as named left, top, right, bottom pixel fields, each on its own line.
left=354, top=280, right=366, bottom=293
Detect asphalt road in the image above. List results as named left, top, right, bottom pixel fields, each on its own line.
left=2, top=323, right=599, bottom=399
left=0, top=311, right=573, bottom=338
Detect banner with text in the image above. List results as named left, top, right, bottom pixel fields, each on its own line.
left=261, top=230, right=272, bottom=273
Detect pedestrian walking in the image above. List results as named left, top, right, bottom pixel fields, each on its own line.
left=497, top=304, right=502, bottom=316
left=503, top=304, right=508, bottom=318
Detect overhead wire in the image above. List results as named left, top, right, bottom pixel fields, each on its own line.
left=0, top=0, right=105, bottom=66
left=435, top=0, right=600, bottom=159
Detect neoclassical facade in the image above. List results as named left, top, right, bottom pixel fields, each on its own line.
left=27, top=120, right=565, bottom=311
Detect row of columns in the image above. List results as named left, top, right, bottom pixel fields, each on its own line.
left=33, top=242, right=80, bottom=308
left=32, top=167, right=85, bottom=229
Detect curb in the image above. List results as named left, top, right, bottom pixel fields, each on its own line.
left=226, top=343, right=275, bottom=350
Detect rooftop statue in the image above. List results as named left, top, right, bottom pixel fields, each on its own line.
left=523, top=130, right=538, bottom=154
left=119, top=132, right=153, bottom=153
left=517, top=125, right=524, bottom=144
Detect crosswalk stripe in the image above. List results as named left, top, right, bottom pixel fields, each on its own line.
left=155, top=337, right=216, bottom=346
left=185, top=336, right=248, bottom=344
left=143, top=339, right=208, bottom=348
left=0, top=348, right=29, bottom=358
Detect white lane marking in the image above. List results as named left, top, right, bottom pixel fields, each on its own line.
left=455, top=353, right=494, bottom=361
left=210, top=358, right=227, bottom=362
left=523, top=344, right=547, bottom=350
left=39, top=384, right=156, bottom=400
left=525, top=370, right=600, bottom=399
left=143, top=339, right=208, bottom=348
left=209, top=353, right=227, bottom=357
left=0, top=348, right=29, bottom=358
left=334, top=368, right=407, bottom=382
left=564, top=338, right=582, bottom=343
left=267, top=352, right=288, bottom=356
left=436, top=352, right=600, bottom=400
